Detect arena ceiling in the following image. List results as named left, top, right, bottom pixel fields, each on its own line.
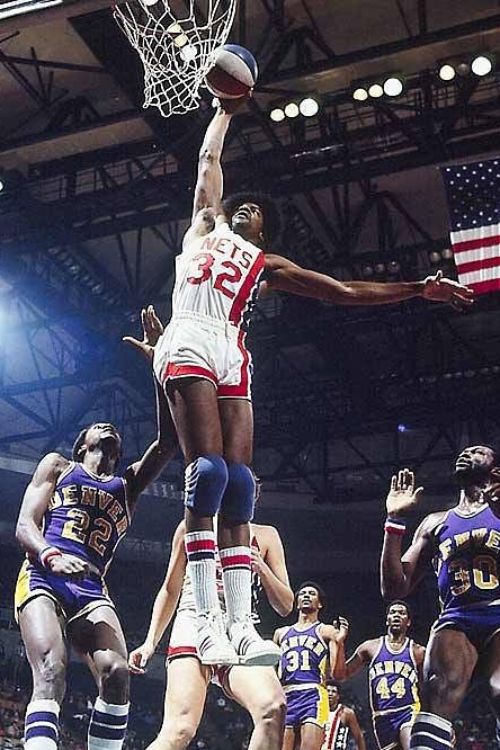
left=1, top=0, right=500, bottom=511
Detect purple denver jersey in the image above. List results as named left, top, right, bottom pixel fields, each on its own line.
left=369, top=637, right=419, bottom=715
left=43, top=462, right=129, bottom=575
left=433, top=505, right=500, bottom=611
left=278, top=622, right=328, bottom=688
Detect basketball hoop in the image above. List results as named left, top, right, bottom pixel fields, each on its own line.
left=114, top=0, right=238, bottom=118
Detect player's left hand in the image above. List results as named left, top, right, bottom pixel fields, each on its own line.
left=332, top=616, right=349, bottom=642
left=422, top=270, right=474, bottom=309
left=123, top=305, right=164, bottom=361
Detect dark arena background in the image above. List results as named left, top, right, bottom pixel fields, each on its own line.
left=1, top=1, right=500, bottom=749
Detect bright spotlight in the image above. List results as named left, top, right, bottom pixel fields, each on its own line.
left=0, top=180, right=4, bottom=193
left=352, top=87, right=368, bottom=102
left=438, top=63, right=456, bottom=81
left=368, top=83, right=384, bottom=99
left=299, top=97, right=319, bottom=117
left=270, top=108, right=285, bottom=122
left=471, top=54, right=493, bottom=77
left=441, top=247, right=454, bottom=260
left=383, top=77, right=403, bottom=97
left=284, top=102, right=300, bottom=118
left=429, top=251, right=441, bottom=264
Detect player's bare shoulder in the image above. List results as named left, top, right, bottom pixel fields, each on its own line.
left=417, top=508, right=449, bottom=540
left=251, top=522, right=280, bottom=549
left=358, top=637, right=382, bottom=661
left=35, top=452, right=70, bottom=483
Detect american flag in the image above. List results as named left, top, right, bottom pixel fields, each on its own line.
left=441, top=157, right=500, bottom=294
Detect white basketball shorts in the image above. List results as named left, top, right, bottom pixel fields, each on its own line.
left=153, top=312, right=252, bottom=400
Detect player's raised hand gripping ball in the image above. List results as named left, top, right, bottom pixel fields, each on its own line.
left=205, top=44, right=258, bottom=99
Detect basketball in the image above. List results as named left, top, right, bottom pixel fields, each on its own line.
left=205, top=44, right=258, bottom=99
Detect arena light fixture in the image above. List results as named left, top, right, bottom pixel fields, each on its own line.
left=374, top=262, right=386, bottom=274
left=368, top=83, right=384, bottom=99
left=284, top=102, right=300, bottom=118
left=441, top=247, right=454, bottom=260
left=352, top=87, right=368, bottom=102
left=471, top=54, right=493, bottom=77
left=429, top=251, right=441, bottom=264
left=270, top=107, right=285, bottom=122
left=383, top=76, right=404, bottom=97
left=299, top=97, right=319, bottom=117
left=438, top=63, right=456, bottom=81
left=0, top=179, right=4, bottom=193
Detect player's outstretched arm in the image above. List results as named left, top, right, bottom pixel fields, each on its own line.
left=265, top=256, right=474, bottom=309
left=16, top=453, right=89, bottom=578
left=129, top=522, right=186, bottom=674
left=123, top=306, right=178, bottom=504
left=345, top=708, right=366, bottom=750
left=191, top=102, right=235, bottom=221
left=380, top=469, right=434, bottom=598
left=252, top=525, right=294, bottom=616
left=338, top=640, right=376, bottom=681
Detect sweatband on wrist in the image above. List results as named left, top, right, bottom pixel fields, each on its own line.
left=39, top=546, right=62, bottom=568
left=384, top=517, right=406, bottom=536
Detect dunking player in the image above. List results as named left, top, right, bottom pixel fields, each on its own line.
left=335, top=601, right=424, bottom=750
left=322, top=681, right=366, bottom=750
left=153, top=97, right=474, bottom=667
left=14, top=308, right=176, bottom=750
left=274, top=582, right=348, bottom=750
left=128, top=515, right=293, bottom=750
left=380, top=450, right=500, bottom=750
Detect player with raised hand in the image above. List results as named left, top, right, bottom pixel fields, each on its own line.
left=152, top=88, right=474, bottom=669
left=274, top=583, right=349, bottom=750
left=128, top=515, right=293, bottom=750
left=14, top=306, right=176, bottom=750
left=334, top=600, right=424, bottom=750
left=380, top=448, right=500, bottom=750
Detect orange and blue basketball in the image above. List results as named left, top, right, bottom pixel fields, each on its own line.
left=205, top=44, right=258, bottom=99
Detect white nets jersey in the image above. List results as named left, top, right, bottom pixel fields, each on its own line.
left=323, top=706, right=350, bottom=750
left=173, top=222, right=265, bottom=330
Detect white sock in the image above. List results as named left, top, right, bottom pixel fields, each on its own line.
left=185, top=530, right=219, bottom=614
left=219, top=545, right=252, bottom=623
left=88, top=697, right=129, bottom=750
left=25, top=699, right=60, bottom=750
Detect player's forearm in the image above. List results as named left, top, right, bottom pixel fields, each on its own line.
left=258, top=562, right=294, bottom=616
left=333, top=641, right=347, bottom=680
left=353, top=729, right=366, bottom=750
left=15, top=514, right=50, bottom=559
left=199, top=108, right=233, bottom=162
left=342, top=280, right=425, bottom=305
left=144, top=587, right=179, bottom=649
left=380, top=530, right=410, bottom=598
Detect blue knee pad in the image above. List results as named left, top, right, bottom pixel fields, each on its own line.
left=184, top=454, right=228, bottom=516
left=220, top=463, right=256, bottom=523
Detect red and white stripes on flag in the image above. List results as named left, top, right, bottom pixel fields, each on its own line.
left=450, top=225, right=500, bottom=295
left=441, top=158, right=500, bottom=295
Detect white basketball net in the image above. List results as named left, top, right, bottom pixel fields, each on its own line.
left=114, top=0, right=237, bottom=118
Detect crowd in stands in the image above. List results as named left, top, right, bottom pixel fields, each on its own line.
left=1, top=660, right=499, bottom=750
